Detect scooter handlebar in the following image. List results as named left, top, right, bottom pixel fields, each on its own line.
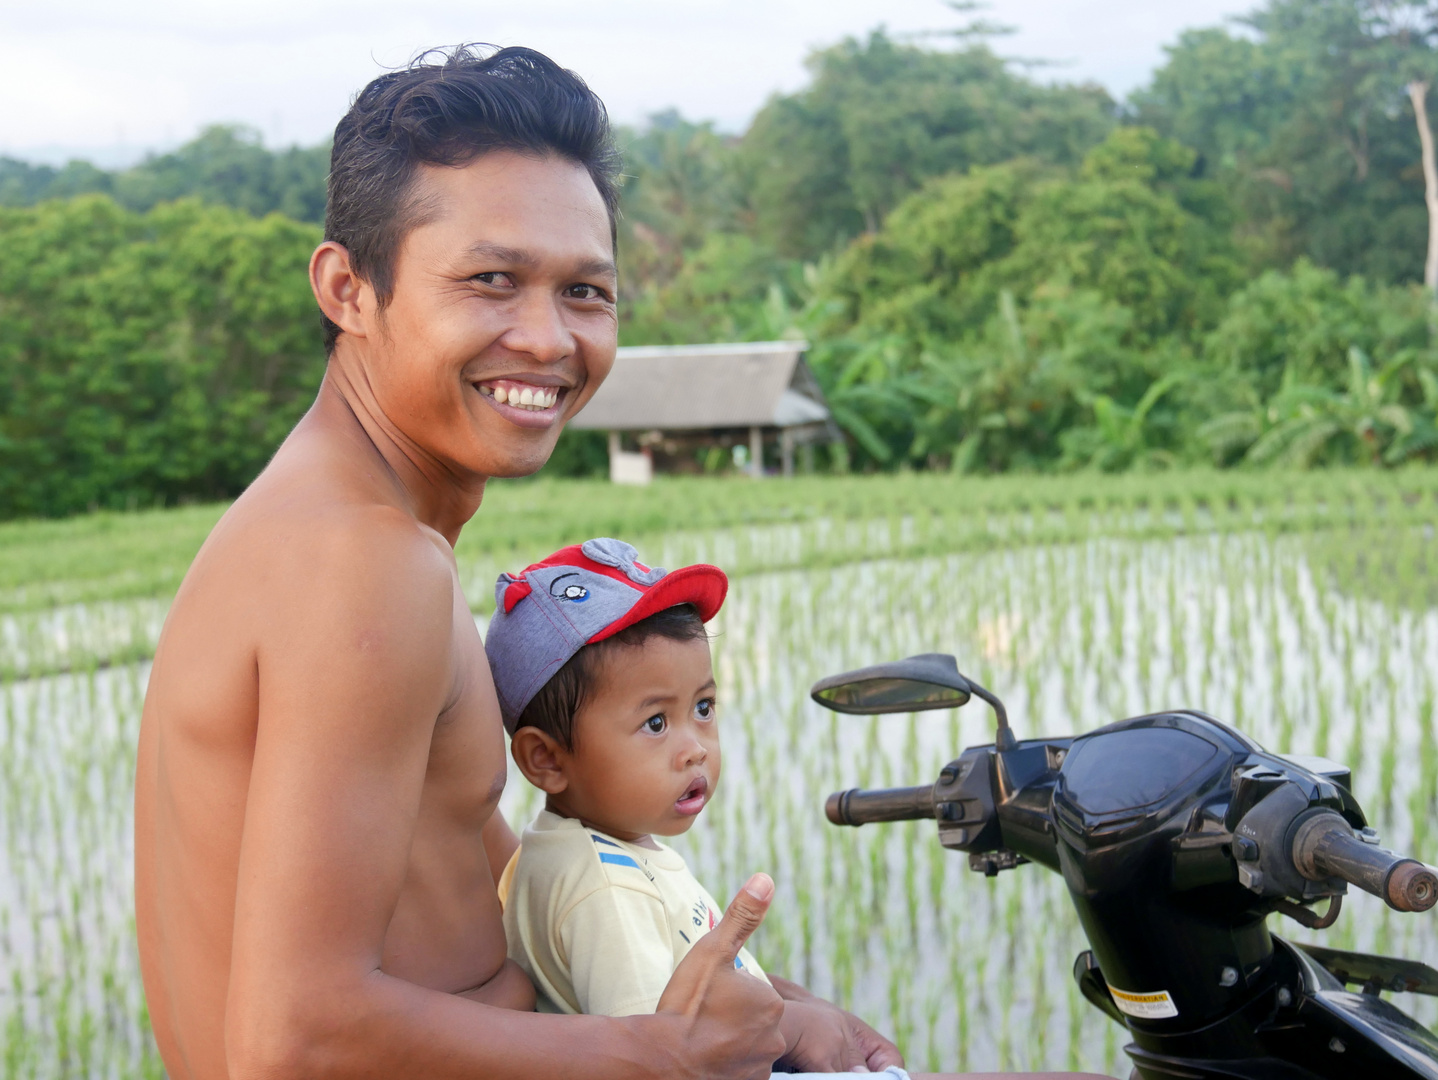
left=825, top=785, right=936, bottom=827
left=1292, top=811, right=1438, bottom=913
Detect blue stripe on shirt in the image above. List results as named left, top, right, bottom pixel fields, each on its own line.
left=598, top=851, right=642, bottom=870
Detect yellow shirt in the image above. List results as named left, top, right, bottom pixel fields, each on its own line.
left=503, top=810, right=767, bottom=1016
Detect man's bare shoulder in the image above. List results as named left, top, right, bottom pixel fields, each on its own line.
left=212, top=473, right=452, bottom=591
left=173, top=467, right=461, bottom=675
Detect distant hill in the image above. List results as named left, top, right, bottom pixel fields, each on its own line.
left=0, top=125, right=329, bottom=224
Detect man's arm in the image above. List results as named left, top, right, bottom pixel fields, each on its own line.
left=768, top=980, right=1113, bottom=1079
left=222, top=511, right=782, bottom=1080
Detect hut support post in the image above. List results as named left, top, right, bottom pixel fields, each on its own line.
left=749, top=426, right=763, bottom=479
left=780, top=427, right=794, bottom=478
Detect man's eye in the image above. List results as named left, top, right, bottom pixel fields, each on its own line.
left=474, top=272, right=513, bottom=287
left=643, top=715, right=666, bottom=734
left=566, top=283, right=609, bottom=301
left=694, top=699, right=715, bottom=721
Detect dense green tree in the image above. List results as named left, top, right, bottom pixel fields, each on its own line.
left=613, top=111, right=744, bottom=290
left=0, top=197, right=325, bottom=517
left=1363, top=2, right=1438, bottom=292
left=904, top=288, right=1154, bottom=472
left=1193, top=262, right=1437, bottom=465
left=815, top=128, right=1241, bottom=348
left=739, top=30, right=1116, bottom=260
left=621, top=232, right=804, bottom=346
left=998, top=128, right=1242, bottom=342
left=801, top=127, right=1244, bottom=470
left=1136, top=0, right=1431, bottom=282
left=8, top=5, right=1438, bottom=506
left=1200, top=347, right=1425, bottom=465
left=814, top=161, right=1037, bottom=342
left=112, top=125, right=330, bottom=223
left=1199, top=259, right=1431, bottom=398
left=0, top=126, right=329, bottom=223
left=0, top=157, right=114, bottom=204
left=805, top=282, right=1165, bottom=472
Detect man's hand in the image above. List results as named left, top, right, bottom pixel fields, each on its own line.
left=655, top=873, right=787, bottom=1080
left=770, top=975, right=904, bottom=1073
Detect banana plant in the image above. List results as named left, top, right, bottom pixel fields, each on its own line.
left=1386, top=363, right=1438, bottom=462
left=902, top=291, right=1091, bottom=472
left=1225, top=347, right=1418, bottom=467
left=1059, top=371, right=1187, bottom=472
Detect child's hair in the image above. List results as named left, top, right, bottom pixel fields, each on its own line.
left=516, top=604, right=707, bottom=750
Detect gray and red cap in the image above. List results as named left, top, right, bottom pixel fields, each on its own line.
left=484, top=537, right=727, bottom=733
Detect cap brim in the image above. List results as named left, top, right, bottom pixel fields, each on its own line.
left=587, top=563, right=728, bottom=644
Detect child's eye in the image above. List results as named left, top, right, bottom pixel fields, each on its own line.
left=694, top=699, right=716, bottom=722
left=642, top=714, right=667, bottom=735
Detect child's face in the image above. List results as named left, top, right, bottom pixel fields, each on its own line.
left=552, top=635, right=720, bottom=841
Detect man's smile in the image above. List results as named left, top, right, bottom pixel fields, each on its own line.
left=474, top=376, right=574, bottom=425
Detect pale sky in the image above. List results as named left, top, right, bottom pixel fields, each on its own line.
left=1, top=0, right=1258, bottom=166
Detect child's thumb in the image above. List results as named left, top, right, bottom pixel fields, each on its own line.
left=706, top=873, right=774, bottom=961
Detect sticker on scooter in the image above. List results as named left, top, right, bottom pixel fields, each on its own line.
left=1107, top=986, right=1179, bottom=1020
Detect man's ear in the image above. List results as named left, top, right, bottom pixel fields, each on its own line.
left=510, top=726, right=570, bottom=794
left=309, top=240, right=372, bottom=342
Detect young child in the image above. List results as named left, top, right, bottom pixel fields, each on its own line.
left=487, top=538, right=908, bottom=1076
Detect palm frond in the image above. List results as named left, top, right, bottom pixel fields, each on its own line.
left=1376, top=403, right=1414, bottom=435
left=1277, top=418, right=1342, bottom=468
left=1245, top=416, right=1314, bottom=467
left=951, top=431, right=984, bottom=475
left=1386, top=420, right=1438, bottom=464
left=828, top=402, right=894, bottom=463
left=1132, top=372, right=1186, bottom=426
left=1197, top=411, right=1262, bottom=455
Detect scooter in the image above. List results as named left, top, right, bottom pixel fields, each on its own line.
left=812, top=653, right=1438, bottom=1080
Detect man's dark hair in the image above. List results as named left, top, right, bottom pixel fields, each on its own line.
left=322, top=44, right=621, bottom=354
left=518, top=605, right=708, bottom=751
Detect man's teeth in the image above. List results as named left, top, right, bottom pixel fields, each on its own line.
left=484, top=384, right=559, bottom=410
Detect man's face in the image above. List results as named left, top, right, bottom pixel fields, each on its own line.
left=358, top=150, right=617, bottom=479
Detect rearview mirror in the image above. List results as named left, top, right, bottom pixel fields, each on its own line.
left=810, top=653, right=972, bottom=715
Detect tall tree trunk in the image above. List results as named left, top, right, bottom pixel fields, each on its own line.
left=1408, top=80, right=1438, bottom=298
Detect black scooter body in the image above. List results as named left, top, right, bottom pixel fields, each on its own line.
left=1117, top=937, right=1438, bottom=1079
left=845, top=697, right=1438, bottom=1079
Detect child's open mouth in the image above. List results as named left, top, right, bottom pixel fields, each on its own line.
left=674, top=775, right=708, bottom=816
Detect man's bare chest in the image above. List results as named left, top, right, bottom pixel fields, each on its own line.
left=419, top=610, right=508, bottom=828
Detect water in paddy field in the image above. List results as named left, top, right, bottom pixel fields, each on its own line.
left=0, top=663, right=161, bottom=1079
left=5, top=533, right=1438, bottom=1077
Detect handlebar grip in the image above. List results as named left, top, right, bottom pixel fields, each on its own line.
left=1292, top=812, right=1438, bottom=912
left=825, top=785, right=936, bottom=827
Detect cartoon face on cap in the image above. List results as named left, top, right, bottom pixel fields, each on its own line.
left=484, top=538, right=727, bottom=731
left=552, top=577, right=589, bottom=603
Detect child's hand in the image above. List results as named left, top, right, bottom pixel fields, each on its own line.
left=777, top=998, right=904, bottom=1073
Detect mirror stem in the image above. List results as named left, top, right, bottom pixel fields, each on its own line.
left=970, top=681, right=1017, bottom=751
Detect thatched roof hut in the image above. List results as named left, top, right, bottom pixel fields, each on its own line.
left=569, top=341, right=838, bottom=481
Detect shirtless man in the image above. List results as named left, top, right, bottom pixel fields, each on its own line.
left=134, top=44, right=1110, bottom=1080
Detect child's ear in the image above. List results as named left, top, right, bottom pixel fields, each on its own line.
left=510, top=726, right=570, bottom=794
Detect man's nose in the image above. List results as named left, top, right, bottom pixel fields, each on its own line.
left=502, top=290, right=574, bottom=364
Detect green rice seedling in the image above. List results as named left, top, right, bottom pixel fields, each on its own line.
left=9, top=469, right=1438, bottom=1075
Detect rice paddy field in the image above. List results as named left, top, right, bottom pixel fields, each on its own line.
left=4, top=467, right=1438, bottom=1077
